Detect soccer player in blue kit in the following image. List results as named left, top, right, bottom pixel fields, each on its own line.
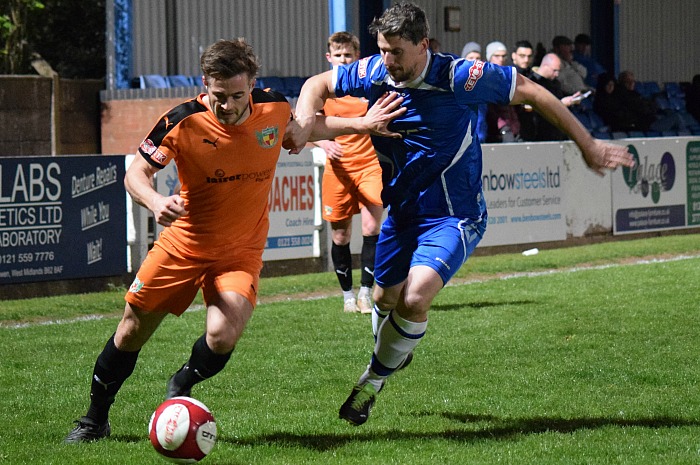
left=286, top=1, right=634, bottom=426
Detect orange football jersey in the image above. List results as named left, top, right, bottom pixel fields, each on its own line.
left=138, top=89, right=291, bottom=260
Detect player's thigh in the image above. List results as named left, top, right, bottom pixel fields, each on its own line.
left=355, top=166, right=383, bottom=208
left=202, top=258, right=261, bottom=351
left=373, top=216, right=415, bottom=288
left=411, top=217, right=485, bottom=284
left=322, top=169, right=359, bottom=221
left=125, top=241, right=205, bottom=315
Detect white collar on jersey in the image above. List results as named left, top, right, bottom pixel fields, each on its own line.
left=389, top=51, right=431, bottom=89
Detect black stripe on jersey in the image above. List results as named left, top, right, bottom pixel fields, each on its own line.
left=139, top=98, right=208, bottom=167
left=251, top=87, right=288, bottom=104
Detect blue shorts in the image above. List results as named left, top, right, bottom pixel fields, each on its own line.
left=374, top=215, right=486, bottom=288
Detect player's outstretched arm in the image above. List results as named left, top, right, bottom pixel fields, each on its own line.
left=284, top=89, right=406, bottom=152
left=317, top=91, right=406, bottom=139
left=511, top=73, right=635, bottom=176
left=283, top=72, right=334, bottom=153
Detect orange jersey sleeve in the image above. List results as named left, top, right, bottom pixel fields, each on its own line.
left=322, top=96, right=379, bottom=173
left=137, top=89, right=291, bottom=260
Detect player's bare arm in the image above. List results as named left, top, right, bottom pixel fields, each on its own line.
left=284, top=89, right=406, bottom=152
left=511, top=73, right=635, bottom=176
left=124, top=155, right=188, bottom=227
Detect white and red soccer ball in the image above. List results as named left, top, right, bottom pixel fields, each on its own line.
left=149, top=396, right=217, bottom=463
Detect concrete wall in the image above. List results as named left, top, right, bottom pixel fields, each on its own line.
left=0, top=76, right=103, bottom=157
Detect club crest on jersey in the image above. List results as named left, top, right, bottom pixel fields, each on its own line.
left=128, top=277, right=144, bottom=293
left=464, top=60, right=485, bottom=92
left=256, top=126, right=279, bottom=148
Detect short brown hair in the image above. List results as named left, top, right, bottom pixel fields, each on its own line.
left=327, top=31, right=360, bottom=53
left=200, top=38, right=260, bottom=82
left=369, top=1, right=429, bottom=45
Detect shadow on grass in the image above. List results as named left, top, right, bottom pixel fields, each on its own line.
left=225, top=412, right=700, bottom=452
left=431, top=300, right=536, bottom=312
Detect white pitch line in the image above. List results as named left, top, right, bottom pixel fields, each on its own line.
left=3, top=254, right=699, bottom=330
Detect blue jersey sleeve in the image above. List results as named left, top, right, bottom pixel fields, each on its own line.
left=453, top=60, right=516, bottom=106
left=332, top=56, right=383, bottom=99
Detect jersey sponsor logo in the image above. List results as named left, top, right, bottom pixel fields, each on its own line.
left=358, top=57, right=370, bottom=78
left=203, top=137, right=219, bottom=149
left=464, top=60, right=485, bottom=92
left=256, top=126, right=279, bottom=148
left=206, top=167, right=274, bottom=184
left=151, top=150, right=167, bottom=164
left=140, top=138, right=156, bottom=155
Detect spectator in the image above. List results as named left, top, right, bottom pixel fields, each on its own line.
left=460, top=41, right=481, bottom=61
left=485, top=41, right=521, bottom=142
left=429, top=37, right=441, bottom=53
left=532, top=41, right=547, bottom=68
left=511, top=40, right=534, bottom=75
left=552, top=35, right=588, bottom=96
left=615, top=70, right=685, bottom=132
left=521, top=53, right=581, bottom=141
left=593, top=73, right=635, bottom=132
left=573, top=33, right=606, bottom=88
left=485, top=41, right=508, bottom=66
left=686, top=74, right=700, bottom=125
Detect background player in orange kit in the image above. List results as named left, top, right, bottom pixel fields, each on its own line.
left=314, top=32, right=384, bottom=314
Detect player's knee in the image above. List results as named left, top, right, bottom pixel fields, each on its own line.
left=402, top=291, right=433, bottom=316
left=205, top=329, right=237, bottom=354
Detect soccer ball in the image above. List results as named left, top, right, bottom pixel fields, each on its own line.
left=149, top=396, right=217, bottom=463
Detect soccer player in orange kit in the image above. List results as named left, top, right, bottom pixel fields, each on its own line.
left=65, top=37, right=407, bottom=444
left=315, top=32, right=384, bottom=314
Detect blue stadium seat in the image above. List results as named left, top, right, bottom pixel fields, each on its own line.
left=661, top=130, right=678, bottom=137
left=645, top=130, right=662, bottom=137
left=190, top=75, right=203, bottom=86
left=256, top=76, right=286, bottom=95
left=680, top=111, right=699, bottom=127
left=628, top=131, right=645, bottom=138
left=166, top=75, right=192, bottom=87
left=588, top=112, right=608, bottom=132
left=282, top=76, right=307, bottom=97
left=139, top=74, right=169, bottom=88
left=612, top=131, right=628, bottom=139
left=655, top=95, right=670, bottom=111
left=664, top=81, right=685, bottom=98
left=574, top=111, right=592, bottom=130
left=592, top=130, right=611, bottom=140
left=646, top=81, right=661, bottom=96
left=668, top=97, right=686, bottom=111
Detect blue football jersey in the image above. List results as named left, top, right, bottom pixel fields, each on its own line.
left=332, top=52, right=516, bottom=220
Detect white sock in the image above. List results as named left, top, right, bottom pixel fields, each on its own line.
left=372, top=305, right=391, bottom=339
left=358, top=286, right=372, bottom=299
left=343, top=290, right=355, bottom=301
left=360, top=311, right=426, bottom=391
